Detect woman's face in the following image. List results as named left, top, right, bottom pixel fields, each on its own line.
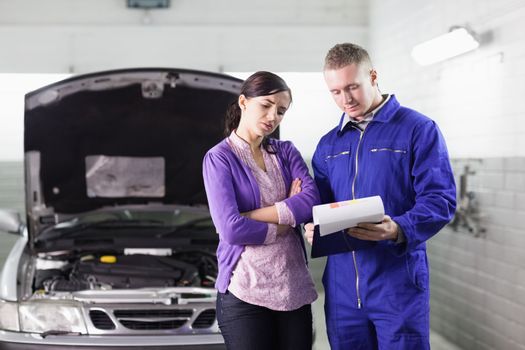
left=238, top=91, right=291, bottom=139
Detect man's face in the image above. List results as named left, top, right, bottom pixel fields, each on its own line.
left=324, top=63, right=379, bottom=122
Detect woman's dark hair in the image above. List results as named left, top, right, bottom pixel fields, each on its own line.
left=224, top=71, right=292, bottom=153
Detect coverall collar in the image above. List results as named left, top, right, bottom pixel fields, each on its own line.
left=337, top=94, right=401, bottom=136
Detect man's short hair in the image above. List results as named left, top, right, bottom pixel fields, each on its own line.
left=324, top=43, right=373, bottom=71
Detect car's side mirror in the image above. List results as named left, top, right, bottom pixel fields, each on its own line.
left=0, top=209, right=23, bottom=235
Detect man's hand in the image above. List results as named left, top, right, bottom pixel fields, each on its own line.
left=347, top=215, right=399, bottom=241
left=304, top=222, right=314, bottom=245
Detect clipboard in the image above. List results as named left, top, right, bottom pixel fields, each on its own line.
left=310, top=196, right=384, bottom=258
left=310, top=224, right=375, bottom=258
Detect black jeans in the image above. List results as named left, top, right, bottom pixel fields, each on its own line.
left=216, top=291, right=313, bottom=350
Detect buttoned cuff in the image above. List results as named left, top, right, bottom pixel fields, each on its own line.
left=395, top=225, right=406, bottom=244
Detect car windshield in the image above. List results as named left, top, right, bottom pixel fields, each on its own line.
left=36, top=207, right=214, bottom=242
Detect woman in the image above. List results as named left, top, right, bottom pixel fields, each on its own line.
left=202, top=71, right=320, bottom=350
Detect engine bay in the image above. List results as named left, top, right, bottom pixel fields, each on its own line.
left=33, top=249, right=218, bottom=294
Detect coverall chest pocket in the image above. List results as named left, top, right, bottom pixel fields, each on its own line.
left=325, top=149, right=351, bottom=177
left=368, top=143, right=408, bottom=177
left=325, top=148, right=352, bottom=194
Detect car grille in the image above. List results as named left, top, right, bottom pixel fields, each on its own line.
left=192, top=309, right=216, bottom=329
left=115, top=309, right=193, bottom=330
left=120, top=319, right=187, bottom=330
left=114, top=309, right=194, bottom=318
left=86, top=306, right=218, bottom=335
left=89, top=310, right=116, bottom=330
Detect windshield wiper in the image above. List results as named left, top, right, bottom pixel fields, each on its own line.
left=155, top=217, right=214, bottom=238
left=37, top=219, right=166, bottom=242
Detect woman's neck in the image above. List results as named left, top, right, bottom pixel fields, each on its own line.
left=235, top=128, right=263, bottom=152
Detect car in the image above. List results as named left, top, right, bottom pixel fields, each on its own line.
left=0, top=68, right=245, bottom=349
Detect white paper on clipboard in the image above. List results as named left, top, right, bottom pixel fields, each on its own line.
left=313, top=196, right=385, bottom=236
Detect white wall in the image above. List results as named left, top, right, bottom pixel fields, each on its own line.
left=278, top=73, right=341, bottom=161
left=0, top=0, right=364, bottom=162
left=0, top=0, right=368, bottom=26
left=369, top=0, right=525, bottom=159
left=0, top=0, right=368, bottom=73
left=0, top=74, right=71, bottom=161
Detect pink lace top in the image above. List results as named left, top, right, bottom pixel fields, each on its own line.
left=226, top=132, right=317, bottom=311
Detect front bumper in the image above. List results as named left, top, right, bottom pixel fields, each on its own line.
left=0, top=330, right=225, bottom=350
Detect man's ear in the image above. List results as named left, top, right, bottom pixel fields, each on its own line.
left=370, top=69, right=378, bottom=86
left=238, top=94, right=247, bottom=111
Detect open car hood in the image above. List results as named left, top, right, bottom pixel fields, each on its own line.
left=24, top=68, right=243, bottom=239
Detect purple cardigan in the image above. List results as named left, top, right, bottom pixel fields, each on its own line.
left=202, top=138, right=321, bottom=293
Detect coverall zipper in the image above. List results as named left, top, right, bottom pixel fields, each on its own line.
left=350, top=126, right=366, bottom=309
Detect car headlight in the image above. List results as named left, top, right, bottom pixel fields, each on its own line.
left=0, top=300, right=20, bottom=331
left=19, top=301, right=87, bottom=334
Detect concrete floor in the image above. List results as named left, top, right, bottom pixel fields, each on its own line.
left=0, top=233, right=461, bottom=349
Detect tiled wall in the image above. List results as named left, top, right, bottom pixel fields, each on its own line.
left=0, top=161, right=24, bottom=268
left=0, top=161, right=24, bottom=214
left=0, top=0, right=368, bottom=73
left=428, top=157, right=525, bottom=350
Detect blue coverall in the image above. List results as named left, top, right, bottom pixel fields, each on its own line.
left=312, top=95, right=456, bottom=350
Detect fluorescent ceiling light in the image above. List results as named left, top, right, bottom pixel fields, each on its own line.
left=411, top=27, right=480, bottom=66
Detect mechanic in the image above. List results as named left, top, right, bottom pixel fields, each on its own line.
left=304, top=43, right=456, bottom=350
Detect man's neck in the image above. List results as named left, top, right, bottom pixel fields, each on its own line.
left=343, top=93, right=389, bottom=131
left=365, top=92, right=385, bottom=116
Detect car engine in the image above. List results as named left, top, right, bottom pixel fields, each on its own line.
left=33, top=250, right=218, bottom=293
